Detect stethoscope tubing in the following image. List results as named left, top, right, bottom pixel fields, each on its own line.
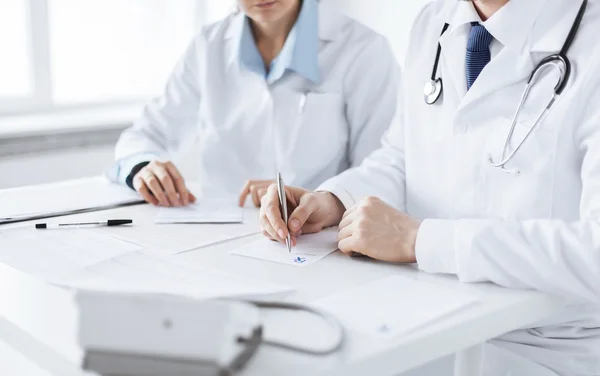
left=424, top=0, right=587, bottom=173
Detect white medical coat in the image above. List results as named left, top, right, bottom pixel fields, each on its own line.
left=320, top=0, right=600, bottom=375
left=114, top=2, right=399, bottom=197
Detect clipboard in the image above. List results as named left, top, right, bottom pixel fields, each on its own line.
left=0, top=200, right=146, bottom=226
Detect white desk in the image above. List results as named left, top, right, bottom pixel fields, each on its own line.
left=0, top=180, right=566, bottom=376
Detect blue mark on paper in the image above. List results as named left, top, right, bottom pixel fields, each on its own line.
left=294, top=256, right=307, bottom=264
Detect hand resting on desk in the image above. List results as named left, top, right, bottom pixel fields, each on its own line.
left=132, top=160, right=197, bottom=207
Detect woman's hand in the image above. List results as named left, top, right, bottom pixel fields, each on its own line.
left=133, top=161, right=196, bottom=207
left=238, top=180, right=275, bottom=207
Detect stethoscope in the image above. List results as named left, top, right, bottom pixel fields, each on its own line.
left=424, top=0, right=588, bottom=173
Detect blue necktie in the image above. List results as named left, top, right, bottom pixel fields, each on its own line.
left=466, top=22, right=493, bottom=90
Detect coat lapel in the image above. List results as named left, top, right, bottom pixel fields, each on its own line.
left=456, top=46, right=534, bottom=116
left=224, top=11, right=245, bottom=70
left=439, top=25, right=469, bottom=100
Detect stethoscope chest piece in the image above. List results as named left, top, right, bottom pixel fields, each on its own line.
left=424, top=78, right=443, bottom=105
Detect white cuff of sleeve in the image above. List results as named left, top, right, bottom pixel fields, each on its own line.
left=316, top=181, right=356, bottom=210
left=415, top=219, right=458, bottom=275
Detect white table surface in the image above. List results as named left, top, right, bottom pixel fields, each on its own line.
left=0, top=184, right=566, bottom=376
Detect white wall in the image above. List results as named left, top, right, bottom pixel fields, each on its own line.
left=331, top=0, right=434, bottom=63
left=0, top=145, right=114, bottom=189
left=203, top=0, right=236, bottom=24
left=0, top=140, right=203, bottom=189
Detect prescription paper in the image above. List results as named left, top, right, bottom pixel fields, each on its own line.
left=312, top=275, right=479, bottom=338
left=155, top=200, right=243, bottom=224
left=229, top=229, right=339, bottom=267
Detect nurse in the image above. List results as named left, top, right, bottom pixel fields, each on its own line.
left=112, top=0, right=399, bottom=208
left=260, top=0, right=600, bottom=375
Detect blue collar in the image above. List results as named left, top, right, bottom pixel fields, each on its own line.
left=238, top=0, right=320, bottom=84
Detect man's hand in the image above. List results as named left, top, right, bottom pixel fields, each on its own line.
left=338, top=197, right=421, bottom=263
left=259, top=185, right=346, bottom=245
left=238, top=180, right=274, bottom=207
left=133, top=161, right=196, bottom=207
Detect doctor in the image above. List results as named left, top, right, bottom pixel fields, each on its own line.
left=260, top=0, right=600, bottom=375
left=112, top=0, right=399, bottom=208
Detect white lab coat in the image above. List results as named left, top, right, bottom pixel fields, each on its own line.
left=320, top=0, right=600, bottom=375
left=114, top=2, right=399, bottom=197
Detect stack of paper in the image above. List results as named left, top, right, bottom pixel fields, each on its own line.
left=155, top=199, right=243, bottom=224
left=229, top=229, right=339, bottom=267
left=57, top=252, right=292, bottom=300
left=0, top=227, right=291, bottom=300
left=0, top=227, right=142, bottom=280
left=312, top=275, right=479, bottom=338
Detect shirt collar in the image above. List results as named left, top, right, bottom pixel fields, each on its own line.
left=482, top=0, right=547, bottom=55
left=447, top=0, right=480, bottom=33
left=447, top=0, right=547, bottom=55
left=238, top=0, right=320, bottom=84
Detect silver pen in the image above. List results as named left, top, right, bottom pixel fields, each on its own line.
left=276, top=172, right=292, bottom=253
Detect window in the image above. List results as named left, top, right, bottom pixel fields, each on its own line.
left=0, top=0, right=203, bottom=115
left=48, top=0, right=199, bottom=104
left=0, top=1, right=32, bottom=97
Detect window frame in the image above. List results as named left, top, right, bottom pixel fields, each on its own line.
left=0, top=0, right=206, bottom=117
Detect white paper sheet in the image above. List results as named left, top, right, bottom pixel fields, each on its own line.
left=0, top=227, right=291, bottom=300
left=229, top=229, right=339, bottom=267
left=155, top=199, right=243, bottom=224
left=103, top=223, right=259, bottom=255
left=56, top=252, right=292, bottom=300
left=0, top=227, right=142, bottom=280
left=312, top=275, right=479, bottom=338
left=0, top=340, right=53, bottom=376
left=0, top=176, right=142, bottom=221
